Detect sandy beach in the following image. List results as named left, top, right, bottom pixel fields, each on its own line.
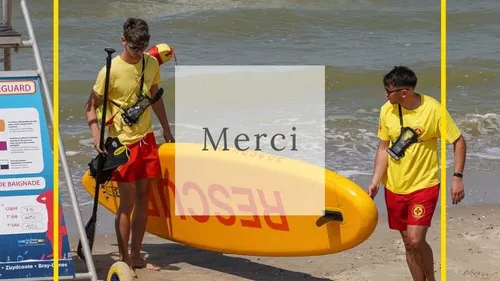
left=52, top=1, right=500, bottom=280
left=66, top=203, right=500, bottom=281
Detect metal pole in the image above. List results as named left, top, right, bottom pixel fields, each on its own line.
left=0, top=40, right=33, bottom=49
left=3, top=0, right=12, bottom=70
left=20, top=0, right=99, bottom=280
left=3, top=49, right=11, bottom=70
left=3, top=0, right=12, bottom=24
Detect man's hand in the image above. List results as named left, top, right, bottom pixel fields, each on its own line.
left=150, top=84, right=175, bottom=144
left=450, top=135, right=466, bottom=205
left=163, top=129, right=175, bottom=143
left=90, top=120, right=106, bottom=154
left=367, top=183, right=380, bottom=199
left=93, top=134, right=106, bottom=154
left=451, top=176, right=465, bottom=204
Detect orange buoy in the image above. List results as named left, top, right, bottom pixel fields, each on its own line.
left=147, top=43, right=177, bottom=65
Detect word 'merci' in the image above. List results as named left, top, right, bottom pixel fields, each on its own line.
left=202, top=127, right=298, bottom=151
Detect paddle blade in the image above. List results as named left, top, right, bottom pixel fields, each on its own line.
left=77, top=215, right=97, bottom=262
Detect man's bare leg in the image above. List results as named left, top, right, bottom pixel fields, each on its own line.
left=408, top=225, right=435, bottom=281
left=400, top=226, right=435, bottom=281
left=400, top=230, right=425, bottom=281
left=130, top=178, right=160, bottom=270
left=115, top=182, right=136, bottom=276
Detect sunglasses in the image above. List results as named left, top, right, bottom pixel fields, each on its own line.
left=127, top=42, right=148, bottom=52
left=385, top=87, right=408, bottom=94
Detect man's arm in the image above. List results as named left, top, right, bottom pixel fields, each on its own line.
left=85, top=90, right=104, bottom=152
left=366, top=139, right=390, bottom=198
left=450, top=134, right=466, bottom=204
left=452, top=135, right=466, bottom=174
left=443, top=109, right=467, bottom=174
left=443, top=108, right=467, bottom=204
left=367, top=107, right=390, bottom=198
left=371, top=140, right=390, bottom=186
left=150, top=84, right=172, bottom=133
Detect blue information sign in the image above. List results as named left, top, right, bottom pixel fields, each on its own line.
left=0, top=73, right=75, bottom=279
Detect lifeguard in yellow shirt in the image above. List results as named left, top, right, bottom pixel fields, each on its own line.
left=84, top=17, right=174, bottom=278
left=367, top=66, right=467, bottom=281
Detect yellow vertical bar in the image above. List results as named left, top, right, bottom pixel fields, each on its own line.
left=53, top=0, right=59, bottom=279
left=440, top=0, right=447, bottom=280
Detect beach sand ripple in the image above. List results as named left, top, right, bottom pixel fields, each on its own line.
left=68, top=204, right=500, bottom=281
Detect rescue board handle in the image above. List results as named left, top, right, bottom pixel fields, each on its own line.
left=316, top=209, right=343, bottom=227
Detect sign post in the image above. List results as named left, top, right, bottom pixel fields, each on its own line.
left=0, top=72, right=75, bottom=279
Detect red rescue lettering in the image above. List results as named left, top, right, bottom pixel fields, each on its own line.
left=148, top=179, right=187, bottom=220
left=208, top=183, right=236, bottom=226
left=232, top=186, right=262, bottom=228
left=182, top=181, right=209, bottom=223
left=149, top=179, right=290, bottom=231
left=258, top=189, right=289, bottom=231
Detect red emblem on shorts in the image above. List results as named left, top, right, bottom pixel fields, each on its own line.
left=412, top=204, right=425, bottom=219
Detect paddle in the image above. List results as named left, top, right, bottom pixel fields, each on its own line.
left=77, top=47, right=115, bottom=261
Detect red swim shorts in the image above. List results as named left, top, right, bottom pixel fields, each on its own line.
left=111, top=132, right=161, bottom=183
left=384, top=184, right=440, bottom=231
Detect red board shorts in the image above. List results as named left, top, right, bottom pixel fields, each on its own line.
left=111, top=132, right=161, bottom=183
left=384, top=184, right=440, bottom=231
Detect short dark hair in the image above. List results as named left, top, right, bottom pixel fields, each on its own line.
left=383, top=66, right=417, bottom=88
left=123, top=17, right=150, bottom=46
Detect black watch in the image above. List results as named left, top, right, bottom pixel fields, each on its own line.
left=453, top=172, right=463, bottom=178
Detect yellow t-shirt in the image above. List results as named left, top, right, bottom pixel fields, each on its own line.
left=93, top=53, right=160, bottom=145
left=377, top=94, right=461, bottom=194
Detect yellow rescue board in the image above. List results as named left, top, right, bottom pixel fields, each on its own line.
left=81, top=143, right=378, bottom=256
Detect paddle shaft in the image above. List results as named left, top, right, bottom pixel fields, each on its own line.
left=77, top=47, right=115, bottom=261
left=92, top=47, right=115, bottom=229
